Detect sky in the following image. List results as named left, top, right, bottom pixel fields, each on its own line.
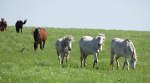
left=0, top=0, right=150, bottom=31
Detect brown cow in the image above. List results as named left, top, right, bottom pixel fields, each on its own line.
left=33, top=28, right=48, bottom=50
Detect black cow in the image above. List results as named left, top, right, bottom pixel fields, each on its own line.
left=15, top=20, right=27, bottom=33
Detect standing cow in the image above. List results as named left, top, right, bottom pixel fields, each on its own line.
left=33, top=28, right=48, bottom=50
left=15, top=19, right=27, bottom=33
left=0, top=18, right=7, bottom=31
left=110, top=38, right=137, bottom=70
left=79, top=34, right=105, bottom=68
left=56, top=36, right=74, bottom=64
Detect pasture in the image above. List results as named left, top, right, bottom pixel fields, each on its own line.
left=0, top=26, right=150, bottom=83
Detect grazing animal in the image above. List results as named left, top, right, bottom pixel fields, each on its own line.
left=0, top=18, right=7, bottom=31
left=33, top=28, right=48, bottom=50
left=56, top=36, right=74, bottom=64
left=110, top=38, right=137, bottom=70
left=15, top=20, right=27, bottom=33
left=79, top=34, right=105, bottom=68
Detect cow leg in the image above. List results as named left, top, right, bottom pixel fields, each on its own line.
left=80, top=49, right=84, bottom=67
left=61, top=53, right=65, bottom=64
left=59, top=53, right=63, bottom=64
left=16, top=27, right=19, bottom=33
left=66, top=52, right=70, bottom=64
left=40, top=42, right=43, bottom=50
left=110, top=50, right=115, bottom=70
left=57, top=51, right=62, bottom=64
left=126, top=59, right=129, bottom=70
left=18, top=28, right=20, bottom=33
left=43, top=40, right=46, bottom=48
left=58, top=53, right=62, bottom=64
left=83, top=54, right=87, bottom=67
left=116, top=56, right=120, bottom=70
left=93, top=53, right=98, bottom=68
left=65, top=56, right=68, bottom=63
left=21, top=27, right=22, bottom=32
left=80, top=56, right=83, bottom=67
left=34, top=42, right=38, bottom=50
left=122, top=58, right=129, bottom=70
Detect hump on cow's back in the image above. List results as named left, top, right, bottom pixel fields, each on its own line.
left=40, top=28, right=46, bottom=32
left=39, top=28, right=48, bottom=34
left=82, top=36, right=93, bottom=40
left=112, top=38, right=125, bottom=42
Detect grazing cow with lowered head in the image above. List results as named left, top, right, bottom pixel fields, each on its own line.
left=79, top=34, right=105, bottom=68
left=56, top=36, right=74, bottom=64
left=110, top=38, right=137, bottom=70
left=15, top=19, right=27, bottom=33
left=33, top=28, right=48, bottom=50
left=0, top=18, right=7, bottom=31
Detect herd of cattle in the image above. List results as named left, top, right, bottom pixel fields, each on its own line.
left=0, top=18, right=137, bottom=70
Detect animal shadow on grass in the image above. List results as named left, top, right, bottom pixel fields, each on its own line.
left=61, top=63, right=80, bottom=69
left=61, top=63, right=100, bottom=70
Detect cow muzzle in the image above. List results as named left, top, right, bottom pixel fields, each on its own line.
left=68, top=48, right=71, bottom=51
left=98, top=43, right=102, bottom=46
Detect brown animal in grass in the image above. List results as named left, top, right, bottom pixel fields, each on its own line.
left=33, top=28, right=48, bottom=50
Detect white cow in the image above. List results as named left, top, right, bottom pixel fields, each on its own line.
left=79, top=34, right=105, bottom=68
left=56, top=36, right=74, bottom=64
left=110, top=38, right=137, bottom=70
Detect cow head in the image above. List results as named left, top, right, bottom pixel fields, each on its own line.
left=130, top=58, right=137, bottom=69
left=130, top=51, right=137, bottom=69
left=96, top=34, right=105, bottom=47
left=23, top=19, right=27, bottom=24
left=127, top=40, right=137, bottom=69
left=63, top=36, right=74, bottom=51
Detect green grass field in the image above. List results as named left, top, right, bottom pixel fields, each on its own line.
left=0, top=26, right=150, bottom=83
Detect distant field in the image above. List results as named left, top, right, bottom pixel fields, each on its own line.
left=0, top=26, right=150, bottom=83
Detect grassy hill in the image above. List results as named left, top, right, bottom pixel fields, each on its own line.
left=0, top=26, right=150, bottom=83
